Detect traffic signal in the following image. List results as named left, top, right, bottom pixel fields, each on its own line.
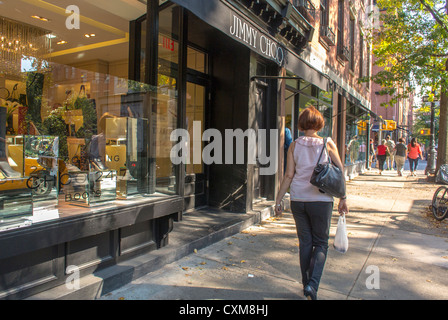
left=419, top=129, right=431, bottom=135
left=357, top=120, right=367, bottom=133
left=382, top=120, right=396, bottom=131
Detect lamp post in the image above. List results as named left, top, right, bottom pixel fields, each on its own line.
left=422, top=95, right=437, bottom=176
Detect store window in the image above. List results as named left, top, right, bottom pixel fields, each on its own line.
left=345, top=102, right=369, bottom=165
left=285, top=88, right=294, bottom=141
left=287, top=78, right=333, bottom=138
left=0, top=1, right=178, bottom=231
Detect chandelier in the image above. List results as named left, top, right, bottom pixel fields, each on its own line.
left=0, top=16, right=51, bottom=76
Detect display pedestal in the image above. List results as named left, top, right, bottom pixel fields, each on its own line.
left=0, top=178, right=33, bottom=223
left=105, top=117, right=148, bottom=200
left=30, top=207, right=59, bottom=223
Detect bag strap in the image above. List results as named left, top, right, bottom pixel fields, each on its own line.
left=315, top=137, right=328, bottom=166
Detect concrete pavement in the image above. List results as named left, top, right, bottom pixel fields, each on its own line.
left=98, top=163, right=448, bottom=301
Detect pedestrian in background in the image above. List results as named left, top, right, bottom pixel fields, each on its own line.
left=368, top=138, right=376, bottom=170
left=407, top=138, right=423, bottom=176
left=284, top=127, right=293, bottom=172
left=377, top=139, right=388, bottom=175
left=394, top=137, right=407, bottom=176
left=385, top=135, right=396, bottom=170
left=274, top=106, right=348, bottom=300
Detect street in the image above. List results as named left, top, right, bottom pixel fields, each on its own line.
left=99, top=159, right=448, bottom=301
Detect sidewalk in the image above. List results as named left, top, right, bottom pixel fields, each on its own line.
left=29, top=165, right=448, bottom=300
left=99, top=167, right=448, bottom=300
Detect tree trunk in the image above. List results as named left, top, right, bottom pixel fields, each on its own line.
left=437, top=59, right=448, bottom=172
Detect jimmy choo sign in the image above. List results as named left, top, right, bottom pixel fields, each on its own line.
left=229, top=14, right=284, bottom=66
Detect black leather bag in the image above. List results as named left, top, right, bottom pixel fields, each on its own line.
left=310, top=138, right=346, bottom=198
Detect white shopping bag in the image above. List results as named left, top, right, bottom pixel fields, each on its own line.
left=334, top=213, right=349, bottom=253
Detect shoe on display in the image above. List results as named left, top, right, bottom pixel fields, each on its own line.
left=0, top=160, right=21, bottom=178
left=66, top=164, right=81, bottom=172
left=90, top=158, right=108, bottom=171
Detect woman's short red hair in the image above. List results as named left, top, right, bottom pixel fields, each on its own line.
left=298, top=106, right=325, bottom=132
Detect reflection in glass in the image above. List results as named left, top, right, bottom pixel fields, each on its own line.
left=345, top=103, right=368, bottom=165
left=186, top=82, right=205, bottom=175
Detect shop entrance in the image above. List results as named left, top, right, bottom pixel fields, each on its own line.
left=253, top=81, right=267, bottom=200
left=184, top=76, right=210, bottom=210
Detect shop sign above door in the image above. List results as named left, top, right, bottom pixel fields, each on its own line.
left=229, top=13, right=284, bottom=66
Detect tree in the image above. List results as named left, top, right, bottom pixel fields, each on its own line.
left=364, top=0, right=448, bottom=171
left=413, top=103, right=440, bottom=145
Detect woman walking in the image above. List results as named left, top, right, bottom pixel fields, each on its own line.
left=376, top=139, right=388, bottom=175
left=407, top=138, right=423, bottom=176
left=368, top=138, right=376, bottom=170
left=394, top=138, right=407, bottom=176
left=275, top=106, right=348, bottom=300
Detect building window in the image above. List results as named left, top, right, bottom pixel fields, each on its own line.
left=321, top=0, right=329, bottom=27
left=337, top=0, right=349, bottom=62
left=359, top=35, right=364, bottom=78
left=320, top=0, right=336, bottom=47
left=349, top=17, right=355, bottom=71
left=366, top=42, right=371, bottom=89
left=337, top=0, right=344, bottom=51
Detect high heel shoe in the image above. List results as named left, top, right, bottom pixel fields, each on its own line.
left=303, top=285, right=317, bottom=300
left=90, top=158, right=107, bottom=171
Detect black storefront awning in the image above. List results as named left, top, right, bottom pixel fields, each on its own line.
left=169, top=0, right=329, bottom=91
left=339, top=87, right=383, bottom=121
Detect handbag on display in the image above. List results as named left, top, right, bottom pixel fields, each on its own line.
left=310, top=137, right=346, bottom=198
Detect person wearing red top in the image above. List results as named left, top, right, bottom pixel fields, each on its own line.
left=407, top=138, right=423, bottom=176
left=377, top=139, right=388, bottom=175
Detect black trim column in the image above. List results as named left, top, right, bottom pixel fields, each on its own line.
left=146, top=0, right=159, bottom=86
left=146, top=0, right=159, bottom=194
left=128, top=19, right=139, bottom=81
left=176, top=6, right=188, bottom=217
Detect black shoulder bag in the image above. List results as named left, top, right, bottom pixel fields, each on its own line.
left=310, top=137, right=346, bottom=198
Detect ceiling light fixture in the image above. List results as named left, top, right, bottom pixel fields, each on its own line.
left=57, top=40, right=67, bottom=45
left=31, top=15, right=50, bottom=22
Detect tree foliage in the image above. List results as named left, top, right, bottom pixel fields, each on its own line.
left=413, top=103, right=440, bottom=144
left=364, top=0, right=448, bottom=105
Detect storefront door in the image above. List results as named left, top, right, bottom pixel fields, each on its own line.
left=184, top=77, right=209, bottom=210
left=253, top=81, right=267, bottom=200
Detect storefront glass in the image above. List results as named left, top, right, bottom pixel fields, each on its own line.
left=345, top=102, right=369, bottom=165
left=286, top=77, right=333, bottom=138
left=0, top=1, right=178, bottom=231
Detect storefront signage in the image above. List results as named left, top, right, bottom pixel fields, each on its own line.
left=160, top=36, right=175, bottom=52
left=229, top=14, right=284, bottom=66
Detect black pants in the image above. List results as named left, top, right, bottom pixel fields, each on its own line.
left=377, top=154, right=386, bottom=171
left=291, top=201, right=333, bottom=292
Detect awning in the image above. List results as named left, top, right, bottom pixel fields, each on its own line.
left=284, top=53, right=330, bottom=91
left=169, top=0, right=329, bottom=91
left=339, top=87, right=382, bottom=121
